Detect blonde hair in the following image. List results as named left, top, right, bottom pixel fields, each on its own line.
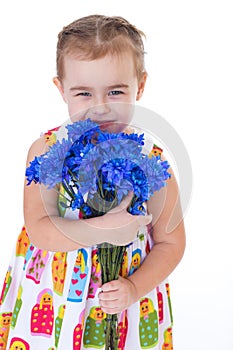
left=56, top=14, right=146, bottom=81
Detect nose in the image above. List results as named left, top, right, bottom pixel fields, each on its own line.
left=91, top=102, right=111, bottom=118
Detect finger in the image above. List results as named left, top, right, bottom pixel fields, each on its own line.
left=98, top=290, right=119, bottom=301
left=99, top=299, right=119, bottom=309
left=120, top=191, right=134, bottom=208
left=101, top=279, right=120, bottom=292
left=100, top=302, right=124, bottom=314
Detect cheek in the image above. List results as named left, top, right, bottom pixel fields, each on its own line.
left=68, top=101, right=89, bottom=120
left=68, top=104, right=77, bottom=118
left=113, top=103, right=135, bottom=123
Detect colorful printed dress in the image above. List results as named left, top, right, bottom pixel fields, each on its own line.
left=0, top=124, right=173, bottom=350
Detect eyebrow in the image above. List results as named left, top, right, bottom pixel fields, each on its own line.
left=69, top=84, right=129, bottom=91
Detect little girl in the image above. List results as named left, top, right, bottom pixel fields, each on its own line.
left=0, top=15, right=185, bottom=349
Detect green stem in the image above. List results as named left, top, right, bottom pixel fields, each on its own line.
left=98, top=244, right=126, bottom=350
left=93, top=165, right=105, bottom=198
left=52, top=185, right=72, bottom=205
left=105, top=314, right=118, bottom=350
left=61, top=179, right=75, bottom=200
left=107, top=247, right=111, bottom=281
left=68, top=168, right=79, bottom=183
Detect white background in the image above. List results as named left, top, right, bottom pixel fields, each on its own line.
left=0, top=1, right=232, bottom=349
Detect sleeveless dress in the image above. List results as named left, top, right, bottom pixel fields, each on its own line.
left=0, top=124, right=173, bottom=350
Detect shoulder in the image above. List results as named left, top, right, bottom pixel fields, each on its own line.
left=26, top=137, right=47, bottom=164
left=43, top=126, right=61, bottom=146
left=130, top=125, right=163, bottom=157
left=26, top=126, right=61, bottom=163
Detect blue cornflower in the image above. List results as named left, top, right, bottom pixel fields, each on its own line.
left=66, top=119, right=100, bottom=142
left=71, top=193, right=84, bottom=210
left=115, top=179, right=133, bottom=203
left=40, top=138, right=73, bottom=188
left=26, top=119, right=171, bottom=218
left=129, top=165, right=149, bottom=199
left=80, top=203, right=93, bottom=217
left=128, top=198, right=146, bottom=215
left=120, top=131, right=145, bottom=146
left=101, top=159, right=127, bottom=186
left=141, top=156, right=171, bottom=195
left=25, top=156, right=42, bottom=185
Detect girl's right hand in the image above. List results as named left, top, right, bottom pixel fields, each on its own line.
left=101, top=192, right=153, bottom=246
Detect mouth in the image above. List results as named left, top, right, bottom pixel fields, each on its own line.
left=96, top=121, right=117, bottom=130
left=93, top=120, right=116, bottom=125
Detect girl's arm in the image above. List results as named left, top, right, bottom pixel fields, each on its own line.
left=99, top=166, right=186, bottom=314
left=127, top=168, right=186, bottom=298
left=24, top=137, right=152, bottom=251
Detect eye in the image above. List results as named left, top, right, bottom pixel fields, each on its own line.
left=108, top=90, right=124, bottom=96
left=75, top=92, right=92, bottom=97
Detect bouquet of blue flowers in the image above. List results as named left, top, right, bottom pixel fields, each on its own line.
left=26, top=118, right=171, bottom=350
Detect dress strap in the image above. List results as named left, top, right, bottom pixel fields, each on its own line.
left=43, top=126, right=61, bottom=146
left=124, top=126, right=163, bottom=158
left=148, top=144, right=163, bottom=158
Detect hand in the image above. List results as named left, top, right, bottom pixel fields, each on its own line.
left=102, top=192, right=153, bottom=245
left=98, top=276, right=138, bottom=314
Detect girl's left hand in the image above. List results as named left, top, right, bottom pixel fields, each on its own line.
left=98, top=276, right=138, bottom=314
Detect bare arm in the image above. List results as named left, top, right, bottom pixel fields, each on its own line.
left=24, top=137, right=152, bottom=252
left=127, top=166, right=186, bottom=299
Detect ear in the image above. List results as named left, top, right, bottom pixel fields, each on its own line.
left=136, top=72, right=147, bottom=101
left=53, top=77, right=68, bottom=103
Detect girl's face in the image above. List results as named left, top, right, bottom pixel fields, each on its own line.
left=54, top=52, right=147, bottom=133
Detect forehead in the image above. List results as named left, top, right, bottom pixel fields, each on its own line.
left=62, top=52, right=137, bottom=86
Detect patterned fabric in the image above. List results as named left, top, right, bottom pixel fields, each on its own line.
left=0, top=125, right=173, bottom=350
